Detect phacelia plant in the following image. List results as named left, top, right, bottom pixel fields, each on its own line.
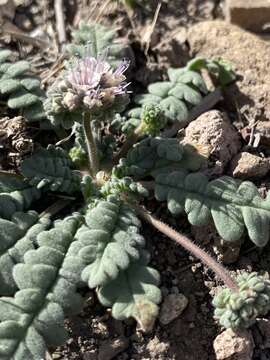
left=0, top=21, right=269, bottom=360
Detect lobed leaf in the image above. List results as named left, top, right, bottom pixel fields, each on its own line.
left=0, top=214, right=84, bottom=360
left=134, top=66, right=208, bottom=124
left=0, top=211, right=50, bottom=295
left=76, top=197, right=145, bottom=288
left=0, top=186, right=41, bottom=220
left=115, top=137, right=205, bottom=179
left=167, top=68, right=208, bottom=94
left=0, top=49, right=46, bottom=122
left=21, top=145, right=81, bottom=194
left=98, top=252, right=161, bottom=332
left=155, top=171, right=270, bottom=246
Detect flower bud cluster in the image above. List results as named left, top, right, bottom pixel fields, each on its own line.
left=45, top=53, right=130, bottom=126
left=140, top=103, right=166, bottom=136
left=213, top=272, right=270, bottom=329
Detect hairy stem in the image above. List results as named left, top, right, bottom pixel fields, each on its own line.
left=135, top=205, right=239, bottom=292
left=113, top=123, right=144, bottom=164
left=83, top=112, right=99, bottom=177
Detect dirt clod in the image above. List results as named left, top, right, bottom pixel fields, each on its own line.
left=182, top=110, right=241, bottom=175
left=230, top=152, right=270, bottom=179
left=159, top=293, right=189, bottom=325
left=213, top=328, right=254, bottom=360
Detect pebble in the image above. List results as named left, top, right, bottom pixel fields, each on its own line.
left=159, top=293, right=188, bottom=325
left=214, top=328, right=254, bottom=360
left=230, top=152, right=270, bottom=179
left=182, top=110, right=241, bottom=176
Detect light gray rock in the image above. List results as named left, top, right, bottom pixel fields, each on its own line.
left=214, top=328, right=254, bottom=360
left=182, top=110, right=241, bottom=175
left=159, top=293, right=188, bottom=325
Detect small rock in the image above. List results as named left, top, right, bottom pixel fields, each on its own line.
left=98, top=337, right=129, bottom=360
left=226, top=0, right=270, bottom=32
left=230, top=152, right=270, bottom=179
left=146, top=336, right=169, bottom=357
left=182, top=110, right=241, bottom=175
left=159, top=293, right=188, bottom=325
left=214, top=328, right=254, bottom=360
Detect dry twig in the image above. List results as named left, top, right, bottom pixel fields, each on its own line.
left=54, top=0, right=67, bottom=47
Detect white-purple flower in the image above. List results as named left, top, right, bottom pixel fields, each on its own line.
left=61, top=53, right=130, bottom=112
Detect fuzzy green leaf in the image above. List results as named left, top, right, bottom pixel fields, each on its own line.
left=0, top=214, right=84, bottom=360
left=134, top=66, right=208, bottom=124
left=115, top=137, right=205, bottom=179
left=0, top=78, right=21, bottom=94
left=168, top=83, right=202, bottom=106
left=0, top=211, right=50, bottom=295
left=98, top=253, right=161, bottom=332
left=135, top=93, right=162, bottom=106
left=187, top=57, right=236, bottom=87
left=160, top=96, right=188, bottom=122
left=168, top=68, right=208, bottom=94
left=148, top=82, right=173, bottom=98
left=8, top=89, right=40, bottom=109
left=23, top=101, right=46, bottom=121
left=77, top=197, right=145, bottom=288
left=0, top=186, right=41, bottom=220
left=0, top=49, right=12, bottom=63
left=20, top=77, right=41, bottom=91
left=21, top=145, right=81, bottom=194
left=6, top=61, right=30, bottom=77
left=155, top=171, right=270, bottom=246
left=0, top=49, right=45, bottom=122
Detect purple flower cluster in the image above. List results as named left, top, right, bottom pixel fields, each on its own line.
left=59, top=54, right=130, bottom=112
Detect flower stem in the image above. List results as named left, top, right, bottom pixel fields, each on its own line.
left=135, top=205, right=239, bottom=292
left=83, top=112, right=99, bottom=177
